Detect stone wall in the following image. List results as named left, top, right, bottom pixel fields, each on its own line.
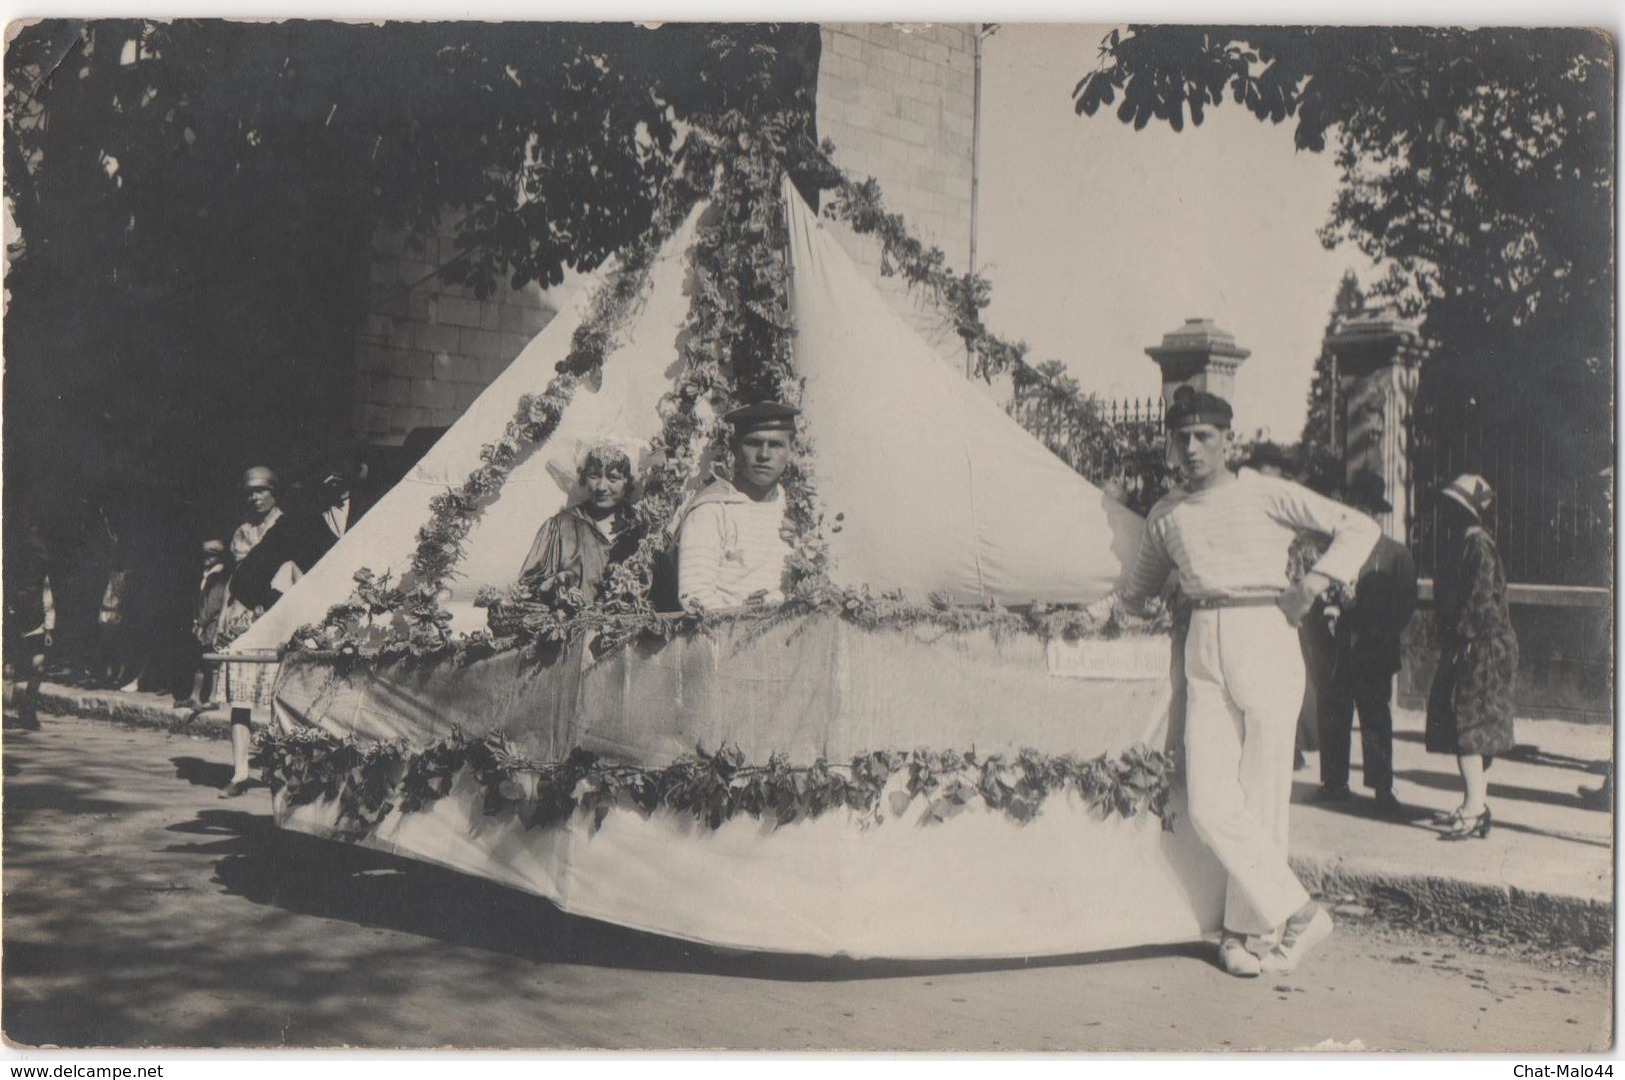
left=350, top=219, right=557, bottom=445
left=817, top=23, right=977, bottom=270
left=349, top=24, right=979, bottom=443
left=1397, top=594, right=1612, bottom=724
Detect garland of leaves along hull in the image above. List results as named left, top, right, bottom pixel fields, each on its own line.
left=289, top=169, right=706, bottom=662
left=289, top=116, right=1168, bottom=666
left=250, top=726, right=1179, bottom=838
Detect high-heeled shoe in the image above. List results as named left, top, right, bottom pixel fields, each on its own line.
left=1431, top=806, right=1465, bottom=826
left=1440, top=806, right=1491, bottom=840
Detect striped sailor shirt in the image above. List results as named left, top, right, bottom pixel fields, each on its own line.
left=1120, top=468, right=1381, bottom=610
left=676, top=479, right=793, bottom=609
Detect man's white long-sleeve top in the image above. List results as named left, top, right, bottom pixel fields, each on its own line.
left=1119, top=468, right=1382, bottom=609
left=676, top=478, right=793, bottom=610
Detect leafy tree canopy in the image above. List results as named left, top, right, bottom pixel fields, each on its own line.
left=1074, top=26, right=1614, bottom=402
left=3, top=20, right=820, bottom=533
left=1076, top=26, right=1612, bottom=584
left=1298, top=270, right=1365, bottom=492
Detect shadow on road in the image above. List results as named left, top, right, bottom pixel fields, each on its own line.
left=1498, top=744, right=1609, bottom=774
left=1394, top=730, right=1607, bottom=774
left=1289, top=778, right=1430, bottom=820
left=193, top=808, right=1207, bottom=984
left=1387, top=771, right=1610, bottom=849
left=3, top=726, right=1208, bottom=1048
left=172, top=755, right=234, bottom=789
left=1393, top=768, right=1600, bottom=813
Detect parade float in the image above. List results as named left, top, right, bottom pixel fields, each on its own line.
left=227, top=129, right=1225, bottom=960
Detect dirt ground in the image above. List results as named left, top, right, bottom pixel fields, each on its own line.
left=2, top=715, right=1612, bottom=1052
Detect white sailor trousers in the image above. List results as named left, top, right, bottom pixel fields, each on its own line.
left=1182, top=605, right=1311, bottom=936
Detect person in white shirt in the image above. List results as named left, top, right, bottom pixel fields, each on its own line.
left=1089, top=387, right=1380, bottom=978
left=313, top=454, right=372, bottom=552
left=676, top=401, right=799, bottom=611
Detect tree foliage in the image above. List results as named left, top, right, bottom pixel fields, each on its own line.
left=3, top=20, right=820, bottom=531
left=1073, top=26, right=1613, bottom=392
left=1075, top=26, right=1613, bottom=582
left=1298, top=271, right=1366, bottom=492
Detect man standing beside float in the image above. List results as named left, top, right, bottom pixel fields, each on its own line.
left=1089, top=386, right=1381, bottom=978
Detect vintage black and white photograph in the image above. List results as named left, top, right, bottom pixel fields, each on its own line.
left=0, top=16, right=1614, bottom=1053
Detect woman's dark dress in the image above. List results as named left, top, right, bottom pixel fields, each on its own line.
left=519, top=506, right=642, bottom=606
left=1425, top=526, right=1518, bottom=757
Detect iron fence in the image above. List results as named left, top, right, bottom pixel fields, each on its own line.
left=1409, top=394, right=1612, bottom=588
left=1062, top=385, right=1610, bottom=589
left=1004, top=390, right=1172, bottom=516
left=1099, top=396, right=1166, bottom=428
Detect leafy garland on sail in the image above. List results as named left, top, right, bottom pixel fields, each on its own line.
left=819, top=170, right=1177, bottom=515
left=557, top=114, right=835, bottom=624
left=299, top=174, right=707, bottom=663
left=250, top=725, right=1179, bottom=837
left=287, top=116, right=1166, bottom=666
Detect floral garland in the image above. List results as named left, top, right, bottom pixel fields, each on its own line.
left=604, top=113, right=830, bottom=608
left=818, top=169, right=1050, bottom=386
left=815, top=164, right=1157, bottom=506
left=474, top=112, right=832, bottom=656
left=290, top=177, right=702, bottom=660
left=407, top=187, right=696, bottom=591
left=250, top=726, right=1179, bottom=837
left=286, top=120, right=1171, bottom=668
left=294, top=578, right=1168, bottom=673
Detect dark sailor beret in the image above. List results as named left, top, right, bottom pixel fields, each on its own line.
left=723, top=400, right=801, bottom=432
left=1165, top=386, right=1233, bottom=431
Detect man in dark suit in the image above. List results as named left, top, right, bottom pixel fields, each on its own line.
left=293, top=453, right=375, bottom=569
left=328, top=455, right=373, bottom=527
left=1317, top=470, right=1420, bottom=817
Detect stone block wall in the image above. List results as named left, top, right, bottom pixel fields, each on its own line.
left=350, top=219, right=557, bottom=444
left=1397, top=597, right=1612, bottom=723
left=817, top=23, right=977, bottom=270
left=350, top=24, right=978, bottom=442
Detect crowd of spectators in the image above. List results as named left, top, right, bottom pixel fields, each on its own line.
left=2, top=447, right=378, bottom=726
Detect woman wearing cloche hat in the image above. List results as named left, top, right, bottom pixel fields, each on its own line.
left=1425, top=473, right=1519, bottom=840
left=215, top=466, right=285, bottom=798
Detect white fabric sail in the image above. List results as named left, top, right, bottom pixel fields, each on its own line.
left=237, top=182, right=1144, bottom=653
left=246, top=180, right=1217, bottom=962
left=233, top=205, right=709, bottom=651
left=785, top=178, right=1144, bottom=604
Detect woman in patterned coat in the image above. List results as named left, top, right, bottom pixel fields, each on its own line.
left=1425, top=474, right=1518, bottom=840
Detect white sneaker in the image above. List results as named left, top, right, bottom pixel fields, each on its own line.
left=1218, top=935, right=1262, bottom=977
left=1260, top=906, right=1333, bottom=975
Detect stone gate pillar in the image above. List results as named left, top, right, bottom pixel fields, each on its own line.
left=1145, top=318, right=1251, bottom=405
left=1323, top=310, right=1427, bottom=544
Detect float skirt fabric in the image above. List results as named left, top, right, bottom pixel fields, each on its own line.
left=272, top=615, right=1225, bottom=959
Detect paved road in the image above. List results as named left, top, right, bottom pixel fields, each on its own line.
left=2, top=715, right=1611, bottom=1052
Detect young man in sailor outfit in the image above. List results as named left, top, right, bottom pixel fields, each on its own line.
left=676, top=401, right=799, bottom=611
left=1091, top=387, right=1381, bottom=977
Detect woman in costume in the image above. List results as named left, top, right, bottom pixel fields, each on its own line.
left=1425, top=474, right=1518, bottom=840
left=519, top=442, right=643, bottom=607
